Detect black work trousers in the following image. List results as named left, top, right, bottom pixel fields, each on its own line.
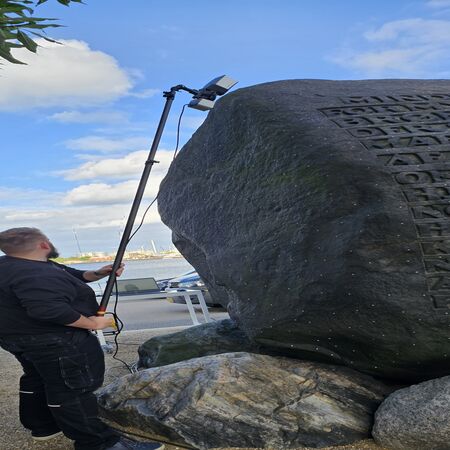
left=0, top=330, right=119, bottom=450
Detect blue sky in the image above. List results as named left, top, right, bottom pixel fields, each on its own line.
left=1, top=0, right=450, bottom=256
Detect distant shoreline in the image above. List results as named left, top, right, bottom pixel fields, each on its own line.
left=54, top=255, right=184, bottom=265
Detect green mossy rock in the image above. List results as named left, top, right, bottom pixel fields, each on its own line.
left=138, top=319, right=258, bottom=368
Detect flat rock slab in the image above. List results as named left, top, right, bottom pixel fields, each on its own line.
left=138, top=319, right=258, bottom=368
left=373, top=375, right=450, bottom=450
left=98, top=352, right=392, bottom=450
left=158, top=79, right=450, bottom=382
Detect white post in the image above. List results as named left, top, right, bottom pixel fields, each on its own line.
left=183, top=293, right=200, bottom=325
left=195, top=290, right=211, bottom=322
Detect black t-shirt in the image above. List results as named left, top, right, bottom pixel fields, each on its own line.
left=0, top=256, right=99, bottom=335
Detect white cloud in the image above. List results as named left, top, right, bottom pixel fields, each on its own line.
left=49, top=110, right=129, bottom=125
left=427, top=0, right=450, bottom=7
left=0, top=39, right=132, bottom=110
left=4, top=211, right=53, bottom=221
left=363, top=18, right=450, bottom=43
left=0, top=187, right=167, bottom=255
left=75, top=207, right=162, bottom=229
left=332, top=18, right=450, bottom=76
left=0, top=187, right=62, bottom=206
left=63, top=177, right=163, bottom=206
left=182, top=115, right=206, bottom=130
left=65, top=136, right=150, bottom=153
left=337, top=47, right=439, bottom=74
left=128, top=88, right=160, bottom=98
left=63, top=180, right=140, bottom=206
left=0, top=203, right=163, bottom=245
left=0, top=196, right=161, bottom=227
left=59, top=149, right=174, bottom=180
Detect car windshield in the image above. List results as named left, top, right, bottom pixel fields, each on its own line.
left=175, top=270, right=197, bottom=281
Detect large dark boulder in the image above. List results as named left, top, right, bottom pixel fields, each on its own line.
left=98, top=352, right=392, bottom=449
left=158, top=79, right=450, bottom=382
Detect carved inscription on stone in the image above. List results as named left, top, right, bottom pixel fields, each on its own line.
left=421, top=240, right=450, bottom=255
left=431, top=294, right=450, bottom=309
left=320, top=94, right=450, bottom=311
left=377, top=151, right=450, bottom=166
left=411, top=204, right=450, bottom=219
left=337, top=94, right=450, bottom=104
left=402, top=186, right=450, bottom=203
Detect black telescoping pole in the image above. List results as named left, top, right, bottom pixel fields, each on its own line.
left=97, top=89, right=177, bottom=315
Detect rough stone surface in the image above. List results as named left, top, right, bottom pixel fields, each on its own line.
left=0, top=331, right=386, bottom=450
left=158, top=79, right=450, bottom=382
left=98, top=352, right=392, bottom=450
left=372, top=375, right=450, bottom=450
left=138, top=319, right=259, bottom=368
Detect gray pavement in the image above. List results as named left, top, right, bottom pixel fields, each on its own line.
left=109, top=297, right=230, bottom=330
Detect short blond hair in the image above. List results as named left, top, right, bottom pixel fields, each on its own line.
left=0, top=227, right=47, bottom=254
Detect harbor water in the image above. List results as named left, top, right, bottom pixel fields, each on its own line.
left=68, top=257, right=194, bottom=282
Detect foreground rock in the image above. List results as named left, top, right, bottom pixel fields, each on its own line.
left=372, top=375, right=450, bottom=450
left=138, top=319, right=258, bottom=368
left=158, top=79, right=450, bottom=381
left=98, top=352, right=392, bottom=449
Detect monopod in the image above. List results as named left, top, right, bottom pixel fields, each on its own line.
left=97, top=76, right=237, bottom=323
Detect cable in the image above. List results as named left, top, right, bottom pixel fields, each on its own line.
left=105, top=103, right=189, bottom=373
left=127, top=196, right=158, bottom=243
left=173, top=103, right=187, bottom=159
left=105, top=280, right=134, bottom=373
left=127, top=103, right=188, bottom=245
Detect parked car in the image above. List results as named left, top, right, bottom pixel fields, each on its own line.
left=159, top=270, right=218, bottom=307
left=156, top=270, right=197, bottom=290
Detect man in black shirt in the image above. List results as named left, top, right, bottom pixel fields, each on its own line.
left=0, top=227, right=164, bottom=450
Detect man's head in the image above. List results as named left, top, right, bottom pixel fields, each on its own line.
left=0, top=227, right=59, bottom=260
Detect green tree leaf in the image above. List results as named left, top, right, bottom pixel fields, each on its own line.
left=0, top=42, right=25, bottom=63
left=0, top=0, right=83, bottom=64
left=17, top=29, right=37, bottom=51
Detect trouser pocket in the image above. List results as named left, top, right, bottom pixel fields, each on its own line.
left=59, top=353, right=94, bottom=390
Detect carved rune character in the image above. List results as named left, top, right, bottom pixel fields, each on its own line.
left=425, top=257, right=450, bottom=273
left=421, top=151, right=450, bottom=163
left=377, top=154, right=424, bottom=165
left=349, top=127, right=386, bottom=137
left=395, top=171, right=435, bottom=184
left=332, top=116, right=373, bottom=127
left=340, top=96, right=383, bottom=104
left=413, top=205, right=450, bottom=219
left=417, top=222, right=450, bottom=237
left=403, top=186, right=450, bottom=202
left=421, top=240, right=450, bottom=255
left=365, top=135, right=442, bottom=150
left=428, top=275, right=450, bottom=291
left=430, top=294, right=450, bottom=309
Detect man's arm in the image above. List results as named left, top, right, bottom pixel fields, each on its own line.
left=52, top=262, right=124, bottom=283
left=67, top=315, right=114, bottom=330
left=82, top=264, right=125, bottom=282
left=13, top=274, right=115, bottom=330
left=83, top=270, right=107, bottom=282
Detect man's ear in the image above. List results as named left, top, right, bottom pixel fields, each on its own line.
left=38, top=241, right=50, bottom=250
